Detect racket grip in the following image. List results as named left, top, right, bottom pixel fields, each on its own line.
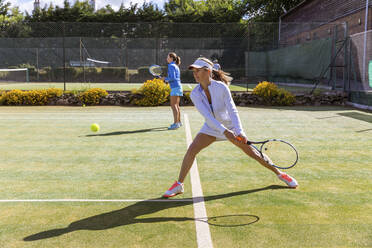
left=236, top=136, right=251, bottom=145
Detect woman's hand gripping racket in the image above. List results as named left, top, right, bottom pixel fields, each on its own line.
left=237, top=137, right=299, bottom=169
left=149, top=65, right=162, bottom=78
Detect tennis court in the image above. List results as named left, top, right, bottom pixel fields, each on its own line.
left=0, top=106, right=371, bottom=247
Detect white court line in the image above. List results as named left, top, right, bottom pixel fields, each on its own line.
left=184, top=113, right=213, bottom=248
left=0, top=199, right=193, bottom=203
left=0, top=118, right=158, bottom=120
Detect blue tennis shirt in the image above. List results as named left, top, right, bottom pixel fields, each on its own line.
left=164, top=62, right=181, bottom=89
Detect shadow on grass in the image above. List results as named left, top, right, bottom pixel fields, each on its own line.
left=246, top=106, right=354, bottom=112
left=337, top=112, right=372, bottom=124
left=24, top=185, right=289, bottom=241
left=85, top=127, right=168, bottom=137
left=356, top=128, right=372, bottom=133
left=315, top=116, right=343, bottom=119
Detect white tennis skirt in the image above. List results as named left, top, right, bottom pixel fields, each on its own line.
left=198, top=122, right=238, bottom=141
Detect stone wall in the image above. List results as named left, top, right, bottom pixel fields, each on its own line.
left=49, top=91, right=348, bottom=107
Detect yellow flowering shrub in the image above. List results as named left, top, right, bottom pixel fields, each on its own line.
left=182, top=91, right=192, bottom=105
left=23, top=90, right=49, bottom=105
left=2, top=88, right=64, bottom=105
left=274, top=88, right=296, bottom=106
left=133, top=78, right=170, bottom=106
left=253, top=81, right=295, bottom=106
left=253, top=81, right=278, bottom=99
left=3, top=89, right=25, bottom=105
left=0, top=91, right=6, bottom=105
left=46, top=88, right=63, bottom=98
left=79, top=88, right=108, bottom=105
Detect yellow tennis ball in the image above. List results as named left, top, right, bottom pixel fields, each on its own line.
left=90, top=123, right=100, bottom=132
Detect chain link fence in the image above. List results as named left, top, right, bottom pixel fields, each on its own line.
left=349, top=30, right=372, bottom=106
left=0, top=22, right=249, bottom=87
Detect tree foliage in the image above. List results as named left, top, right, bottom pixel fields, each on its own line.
left=242, top=0, right=303, bottom=22
left=23, top=0, right=246, bottom=23
left=165, top=0, right=244, bottom=23
left=0, top=0, right=307, bottom=39
left=1, top=0, right=308, bottom=24
left=0, top=0, right=10, bottom=17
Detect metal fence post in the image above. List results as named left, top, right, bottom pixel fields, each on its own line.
left=62, top=22, right=66, bottom=91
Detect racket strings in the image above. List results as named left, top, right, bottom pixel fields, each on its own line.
left=150, top=66, right=162, bottom=76
left=262, top=141, right=297, bottom=168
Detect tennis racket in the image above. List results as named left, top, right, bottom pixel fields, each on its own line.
left=149, top=64, right=162, bottom=78
left=238, top=137, right=299, bottom=169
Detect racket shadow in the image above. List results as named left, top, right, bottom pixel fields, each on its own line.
left=84, top=127, right=168, bottom=137
left=23, top=185, right=288, bottom=241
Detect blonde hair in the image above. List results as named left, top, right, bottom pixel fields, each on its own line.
left=198, top=57, right=232, bottom=85
left=168, top=52, right=181, bottom=65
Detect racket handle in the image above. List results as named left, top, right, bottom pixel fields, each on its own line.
left=236, top=136, right=252, bottom=145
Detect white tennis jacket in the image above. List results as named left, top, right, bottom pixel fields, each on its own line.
left=190, top=79, right=245, bottom=140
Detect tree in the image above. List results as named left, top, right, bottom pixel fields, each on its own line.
left=0, top=0, right=11, bottom=22
left=0, top=0, right=10, bottom=16
left=242, top=0, right=303, bottom=22
left=164, top=0, right=245, bottom=23
left=0, top=6, right=29, bottom=37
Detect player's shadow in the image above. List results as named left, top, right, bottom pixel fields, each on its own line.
left=24, top=185, right=289, bottom=241
left=85, top=127, right=168, bottom=137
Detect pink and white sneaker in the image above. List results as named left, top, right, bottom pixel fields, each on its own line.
left=162, top=181, right=184, bottom=198
left=278, top=173, right=298, bottom=188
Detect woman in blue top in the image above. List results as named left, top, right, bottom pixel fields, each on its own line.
left=162, top=52, right=183, bottom=130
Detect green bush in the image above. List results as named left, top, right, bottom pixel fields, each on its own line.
left=253, top=81, right=295, bottom=106
left=182, top=91, right=192, bottom=105
left=100, top=67, right=128, bottom=82
left=132, top=78, right=170, bottom=106
left=226, top=68, right=245, bottom=80
left=181, top=70, right=194, bottom=83
left=79, top=88, right=108, bottom=105
left=34, top=67, right=127, bottom=83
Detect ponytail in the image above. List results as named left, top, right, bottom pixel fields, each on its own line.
left=212, top=70, right=233, bottom=86
left=193, top=57, right=232, bottom=85
left=175, top=56, right=181, bottom=65
left=168, top=52, right=181, bottom=65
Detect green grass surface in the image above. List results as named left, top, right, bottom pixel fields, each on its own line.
left=0, top=82, right=147, bottom=91
left=0, top=106, right=371, bottom=247
left=0, top=82, right=248, bottom=92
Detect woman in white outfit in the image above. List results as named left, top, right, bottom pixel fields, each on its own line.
left=163, top=57, right=298, bottom=198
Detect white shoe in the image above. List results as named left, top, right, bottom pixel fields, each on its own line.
left=278, top=173, right=298, bottom=188
left=162, top=181, right=184, bottom=198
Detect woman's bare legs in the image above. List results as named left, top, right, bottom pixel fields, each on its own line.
left=229, top=137, right=282, bottom=175
left=178, top=133, right=216, bottom=183
left=170, top=96, right=181, bottom=124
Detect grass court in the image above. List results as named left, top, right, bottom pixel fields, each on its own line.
left=0, top=106, right=371, bottom=247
